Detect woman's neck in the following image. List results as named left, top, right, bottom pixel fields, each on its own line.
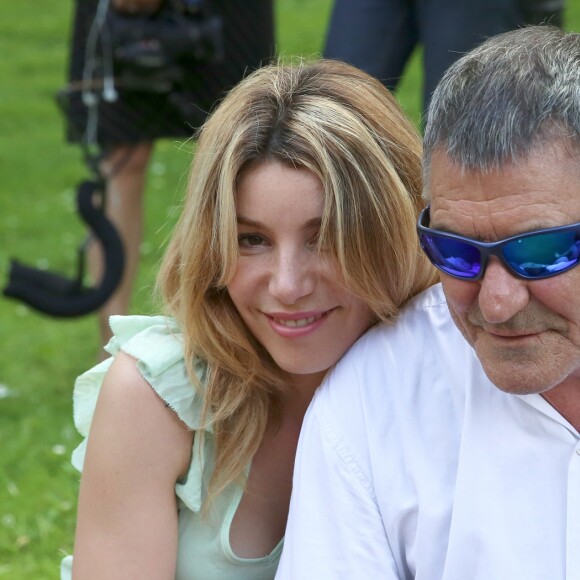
left=280, top=370, right=326, bottom=422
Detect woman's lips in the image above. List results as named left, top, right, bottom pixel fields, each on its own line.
left=265, top=309, right=333, bottom=337
left=272, top=313, right=323, bottom=327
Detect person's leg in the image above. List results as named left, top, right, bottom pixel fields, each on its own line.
left=419, top=0, right=525, bottom=110
left=324, top=0, right=418, bottom=91
left=89, top=142, right=153, bottom=352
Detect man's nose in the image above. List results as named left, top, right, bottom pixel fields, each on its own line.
left=478, top=257, right=530, bottom=323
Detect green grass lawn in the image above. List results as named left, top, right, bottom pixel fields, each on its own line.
left=1, top=2, right=579, bottom=577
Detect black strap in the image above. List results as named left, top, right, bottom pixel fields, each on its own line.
left=3, top=179, right=124, bottom=317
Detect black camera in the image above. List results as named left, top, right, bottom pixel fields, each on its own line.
left=108, top=0, right=224, bottom=93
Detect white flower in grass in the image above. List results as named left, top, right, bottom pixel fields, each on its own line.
left=15, top=305, right=30, bottom=317
left=0, top=384, right=16, bottom=399
left=52, top=444, right=67, bottom=456
left=6, top=481, right=19, bottom=497
left=151, top=162, right=166, bottom=175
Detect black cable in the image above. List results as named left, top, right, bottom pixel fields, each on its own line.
left=4, top=179, right=125, bottom=317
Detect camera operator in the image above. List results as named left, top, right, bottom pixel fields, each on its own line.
left=64, top=0, right=275, bottom=355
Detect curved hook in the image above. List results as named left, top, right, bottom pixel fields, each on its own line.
left=3, top=180, right=125, bottom=318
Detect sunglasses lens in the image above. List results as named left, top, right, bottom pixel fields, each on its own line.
left=420, top=233, right=482, bottom=278
left=503, top=231, right=580, bottom=278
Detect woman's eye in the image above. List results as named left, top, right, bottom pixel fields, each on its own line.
left=238, top=234, right=266, bottom=248
left=307, top=230, right=327, bottom=250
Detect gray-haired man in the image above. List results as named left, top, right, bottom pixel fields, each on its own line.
left=277, top=26, right=580, bottom=579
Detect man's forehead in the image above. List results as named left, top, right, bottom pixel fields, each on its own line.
left=427, top=142, right=580, bottom=236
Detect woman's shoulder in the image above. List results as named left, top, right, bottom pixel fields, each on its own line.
left=71, top=315, right=208, bottom=472
left=83, top=348, right=194, bottom=479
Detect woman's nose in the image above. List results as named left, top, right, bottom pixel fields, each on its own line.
left=268, top=248, right=316, bottom=305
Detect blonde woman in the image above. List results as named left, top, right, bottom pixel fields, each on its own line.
left=61, top=59, right=436, bottom=579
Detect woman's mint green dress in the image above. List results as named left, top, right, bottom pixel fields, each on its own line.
left=60, top=315, right=283, bottom=579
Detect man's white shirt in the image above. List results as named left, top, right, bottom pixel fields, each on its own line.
left=277, top=284, right=580, bottom=580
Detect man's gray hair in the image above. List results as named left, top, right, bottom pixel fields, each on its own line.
left=423, top=25, right=580, bottom=191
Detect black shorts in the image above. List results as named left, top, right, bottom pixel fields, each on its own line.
left=63, top=0, right=275, bottom=150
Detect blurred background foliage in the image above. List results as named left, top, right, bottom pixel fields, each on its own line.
left=0, top=1, right=578, bottom=577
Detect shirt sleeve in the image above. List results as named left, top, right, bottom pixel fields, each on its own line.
left=276, top=391, right=401, bottom=579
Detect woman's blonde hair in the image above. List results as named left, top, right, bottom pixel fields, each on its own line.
left=158, top=59, right=437, bottom=501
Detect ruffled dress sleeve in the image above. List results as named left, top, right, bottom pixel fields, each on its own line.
left=61, top=314, right=209, bottom=578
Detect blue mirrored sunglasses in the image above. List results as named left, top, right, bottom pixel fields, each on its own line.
left=417, top=206, right=580, bottom=281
